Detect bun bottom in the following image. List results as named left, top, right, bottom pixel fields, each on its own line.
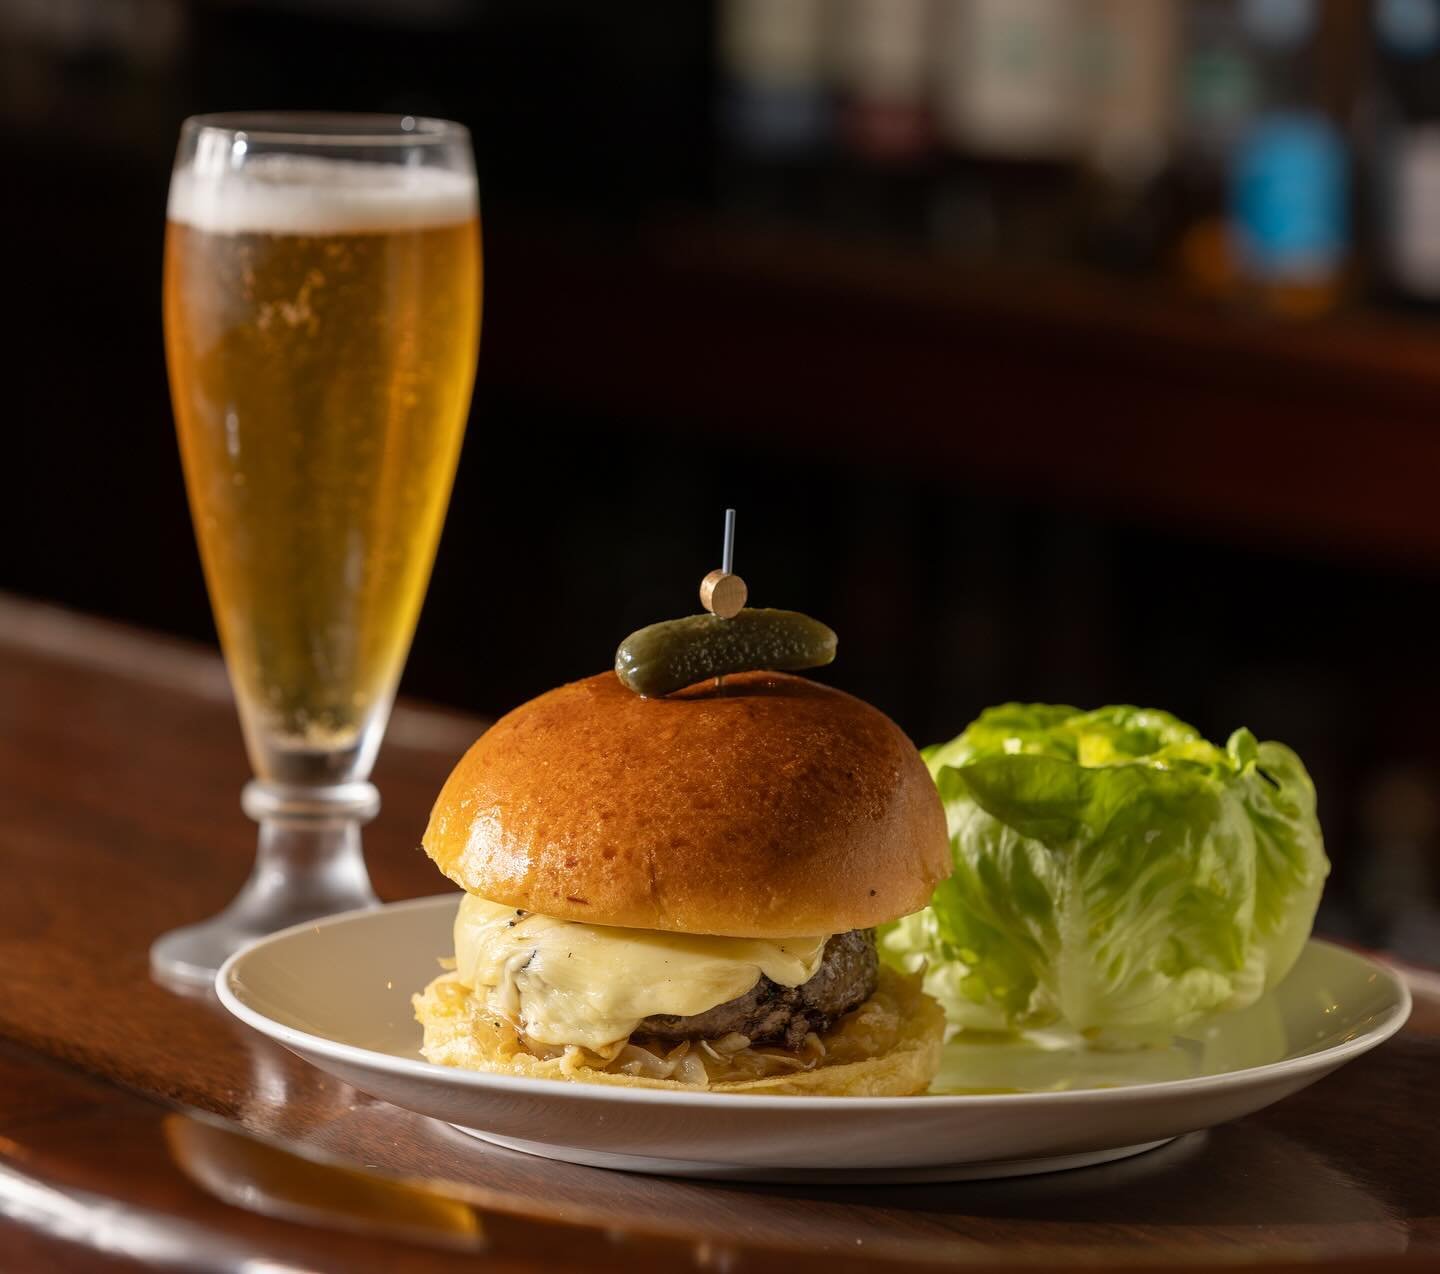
left=413, top=965, right=944, bottom=1096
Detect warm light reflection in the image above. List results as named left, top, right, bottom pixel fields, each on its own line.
left=164, top=1115, right=484, bottom=1251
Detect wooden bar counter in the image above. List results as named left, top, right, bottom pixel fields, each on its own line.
left=1, top=594, right=1437, bottom=1272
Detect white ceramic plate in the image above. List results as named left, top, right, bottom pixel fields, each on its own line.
left=217, top=894, right=1411, bottom=1183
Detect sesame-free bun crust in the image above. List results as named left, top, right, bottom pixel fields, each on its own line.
left=423, top=671, right=949, bottom=938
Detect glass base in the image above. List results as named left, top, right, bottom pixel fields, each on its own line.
left=151, top=779, right=382, bottom=993
left=150, top=883, right=381, bottom=994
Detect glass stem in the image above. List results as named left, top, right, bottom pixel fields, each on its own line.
left=149, top=780, right=382, bottom=992
left=229, top=780, right=382, bottom=931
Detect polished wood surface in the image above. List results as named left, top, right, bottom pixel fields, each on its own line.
left=2, top=594, right=1438, bottom=1272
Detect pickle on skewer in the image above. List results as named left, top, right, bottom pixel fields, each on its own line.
left=615, top=608, right=837, bottom=697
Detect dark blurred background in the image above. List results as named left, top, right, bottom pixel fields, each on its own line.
left=4, top=0, right=1440, bottom=959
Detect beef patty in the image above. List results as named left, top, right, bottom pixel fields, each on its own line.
left=637, top=929, right=878, bottom=1050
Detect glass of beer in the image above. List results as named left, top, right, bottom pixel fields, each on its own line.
left=152, top=114, right=481, bottom=988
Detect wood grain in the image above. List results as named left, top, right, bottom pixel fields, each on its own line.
left=1, top=596, right=1437, bottom=1271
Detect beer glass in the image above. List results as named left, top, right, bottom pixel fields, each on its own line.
left=153, top=114, right=481, bottom=988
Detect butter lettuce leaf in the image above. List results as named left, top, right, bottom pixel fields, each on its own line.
left=883, top=705, right=1329, bottom=1038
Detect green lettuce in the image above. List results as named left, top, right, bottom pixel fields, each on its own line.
left=882, top=704, right=1329, bottom=1039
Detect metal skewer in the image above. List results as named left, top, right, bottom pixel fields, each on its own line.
left=700, top=509, right=747, bottom=621
left=700, top=509, right=747, bottom=692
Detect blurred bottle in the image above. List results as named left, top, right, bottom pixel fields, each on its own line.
left=934, top=0, right=1079, bottom=156
left=715, top=0, right=832, bottom=222
left=928, top=0, right=1081, bottom=262
left=830, top=0, right=937, bottom=238
left=835, top=0, right=934, bottom=165
left=1073, top=0, right=1180, bottom=274
left=1371, top=0, right=1440, bottom=307
left=1172, top=0, right=1263, bottom=299
left=1227, top=0, right=1350, bottom=317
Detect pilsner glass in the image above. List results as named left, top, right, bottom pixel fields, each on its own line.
left=153, top=114, right=481, bottom=988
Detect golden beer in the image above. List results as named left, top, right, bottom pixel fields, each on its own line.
left=164, top=160, right=480, bottom=777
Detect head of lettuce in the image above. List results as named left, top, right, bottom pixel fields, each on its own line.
left=881, top=704, right=1330, bottom=1042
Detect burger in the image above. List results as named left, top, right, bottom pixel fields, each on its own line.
left=413, top=669, right=950, bottom=1094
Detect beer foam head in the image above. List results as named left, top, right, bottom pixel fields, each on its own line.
left=167, top=155, right=478, bottom=235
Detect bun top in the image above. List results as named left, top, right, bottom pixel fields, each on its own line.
left=423, top=671, right=950, bottom=938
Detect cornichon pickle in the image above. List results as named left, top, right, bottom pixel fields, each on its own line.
left=615, top=608, right=837, bottom=697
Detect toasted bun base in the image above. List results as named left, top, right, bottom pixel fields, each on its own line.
left=422, top=670, right=950, bottom=938
left=413, top=965, right=945, bottom=1096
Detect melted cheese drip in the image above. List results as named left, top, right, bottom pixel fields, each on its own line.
left=452, top=894, right=828, bottom=1052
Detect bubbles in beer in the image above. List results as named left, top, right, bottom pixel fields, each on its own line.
left=167, top=155, right=478, bottom=236
left=164, top=154, right=481, bottom=773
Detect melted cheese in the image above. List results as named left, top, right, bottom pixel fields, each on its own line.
left=452, top=894, right=828, bottom=1052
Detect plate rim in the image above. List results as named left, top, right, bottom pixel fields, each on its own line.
left=215, top=893, right=1413, bottom=1111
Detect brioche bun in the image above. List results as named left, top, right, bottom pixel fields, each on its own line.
left=422, top=670, right=950, bottom=938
